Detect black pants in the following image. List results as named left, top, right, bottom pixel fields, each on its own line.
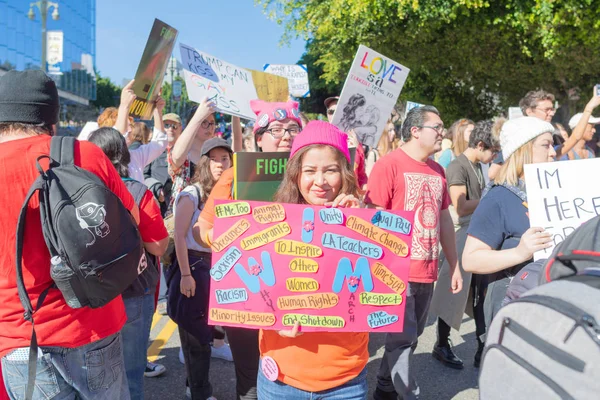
left=438, top=273, right=487, bottom=344
left=224, top=326, right=259, bottom=400
left=179, top=327, right=213, bottom=400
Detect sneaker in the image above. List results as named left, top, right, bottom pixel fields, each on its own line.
left=373, top=387, right=399, bottom=400
left=157, top=301, right=167, bottom=315
left=211, top=343, right=233, bottom=362
left=179, top=347, right=185, bottom=365
left=144, top=361, right=166, bottom=377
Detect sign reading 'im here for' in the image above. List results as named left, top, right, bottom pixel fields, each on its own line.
left=208, top=200, right=415, bottom=332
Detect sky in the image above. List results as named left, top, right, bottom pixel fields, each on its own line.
left=96, top=0, right=306, bottom=85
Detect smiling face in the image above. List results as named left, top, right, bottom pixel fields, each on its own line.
left=256, top=118, right=300, bottom=152
left=208, top=147, right=232, bottom=181
left=298, top=146, right=343, bottom=205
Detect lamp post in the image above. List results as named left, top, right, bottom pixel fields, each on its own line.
left=28, top=1, right=60, bottom=72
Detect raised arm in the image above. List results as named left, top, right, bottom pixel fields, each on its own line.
left=555, top=90, right=600, bottom=158
left=231, top=116, right=243, bottom=153
left=115, top=80, right=136, bottom=135
left=170, top=97, right=216, bottom=169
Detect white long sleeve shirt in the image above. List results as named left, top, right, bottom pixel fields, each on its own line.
left=128, top=127, right=168, bottom=182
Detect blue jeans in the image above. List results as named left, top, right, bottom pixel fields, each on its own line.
left=257, top=363, right=367, bottom=400
left=121, top=294, right=155, bottom=400
left=1, top=333, right=129, bottom=400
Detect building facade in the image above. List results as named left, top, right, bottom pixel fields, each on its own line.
left=0, top=0, right=96, bottom=105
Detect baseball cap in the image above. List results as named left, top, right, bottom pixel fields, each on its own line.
left=162, top=113, right=181, bottom=124
left=568, top=113, right=600, bottom=129
left=201, top=138, right=232, bottom=157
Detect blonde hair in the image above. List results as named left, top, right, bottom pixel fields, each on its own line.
left=449, top=119, right=474, bottom=157
left=376, top=120, right=399, bottom=156
left=493, top=140, right=533, bottom=186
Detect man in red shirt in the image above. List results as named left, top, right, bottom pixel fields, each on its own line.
left=365, top=105, right=463, bottom=400
left=0, top=70, right=139, bottom=399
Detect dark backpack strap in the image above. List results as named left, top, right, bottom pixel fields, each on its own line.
left=15, top=176, right=52, bottom=400
left=50, top=136, right=76, bottom=166
left=122, top=178, right=148, bottom=205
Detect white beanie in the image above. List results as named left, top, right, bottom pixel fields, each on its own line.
left=568, top=113, right=600, bottom=129
left=500, top=117, right=555, bottom=160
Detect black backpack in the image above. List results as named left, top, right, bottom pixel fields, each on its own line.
left=15, top=137, right=145, bottom=399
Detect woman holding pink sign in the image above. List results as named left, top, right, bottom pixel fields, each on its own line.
left=257, top=121, right=368, bottom=399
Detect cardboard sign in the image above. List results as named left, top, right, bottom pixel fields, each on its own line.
left=209, top=200, right=414, bottom=332
left=524, top=158, right=600, bottom=260
left=234, top=149, right=358, bottom=201
left=130, top=19, right=178, bottom=120
left=263, top=64, right=310, bottom=98
left=250, top=70, right=289, bottom=102
left=332, top=45, right=409, bottom=149
left=508, top=107, right=524, bottom=120
left=180, top=43, right=258, bottom=120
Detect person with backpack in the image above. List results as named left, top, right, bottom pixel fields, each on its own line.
left=462, top=116, right=556, bottom=336
left=169, top=138, right=234, bottom=400
left=88, top=128, right=169, bottom=400
left=257, top=121, right=366, bottom=398
left=196, top=99, right=303, bottom=400
left=0, top=70, right=139, bottom=399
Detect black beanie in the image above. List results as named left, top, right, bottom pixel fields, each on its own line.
left=0, top=70, right=60, bottom=125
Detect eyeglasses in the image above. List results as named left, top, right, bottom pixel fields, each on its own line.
left=164, top=123, right=179, bottom=129
left=419, top=125, right=445, bottom=135
left=327, top=108, right=336, bottom=116
left=535, top=106, right=556, bottom=115
left=201, top=120, right=216, bottom=129
left=266, top=127, right=301, bottom=139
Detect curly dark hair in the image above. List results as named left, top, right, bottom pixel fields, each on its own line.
left=468, top=120, right=500, bottom=150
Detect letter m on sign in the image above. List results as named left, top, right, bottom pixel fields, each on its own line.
left=332, top=257, right=374, bottom=293
left=234, top=251, right=276, bottom=294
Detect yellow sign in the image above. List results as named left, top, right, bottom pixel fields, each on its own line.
left=277, top=293, right=339, bottom=310
left=371, top=262, right=407, bottom=295
left=289, top=258, right=319, bottom=273
left=282, top=313, right=345, bottom=328
left=250, top=70, right=289, bottom=102
left=252, top=204, right=286, bottom=224
left=215, top=201, right=251, bottom=218
left=285, top=278, right=320, bottom=292
left=346, top=215, right=409, bottom=257
left=212, top=219, right=251, bottom=252
left=275, top=240, right=323, bottom=257
left=359, top=292, right=403, bottom=306
left=240, top=222, right=291, bottom=250
left=210, top=308, right=276, bottom=327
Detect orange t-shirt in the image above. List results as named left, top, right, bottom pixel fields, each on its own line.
left=200, top=167, right=234, bottom=228
left=259, top=330, right=368, bottom=392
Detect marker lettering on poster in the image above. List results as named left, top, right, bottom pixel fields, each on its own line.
left=371, top=211, right=412, bottom=235
left=240, top=222, right=291, bottom=250
left=211, top=246, right=242, bottom=281
left=289, top=258, right=319, bottom=273
left=282, top=313, right=346, bottom=328
left=215, top=288, right=249, bottom=304
left=319, top=208, right=344, bottom=225
left=215, top=201, right=251, bottom=218
left=367, top=311, right=399, bottom=328
left=321, top=232, right=383, bottom=259
left=210, top=308, right=276, bottom=327
left=252, top=204, right=286, bottom=224
left=275, top=240, right=323, bottom=257
left=286, top=278, right=319, bottom=292
left=371, top=262, right=406, bottom=295
left=277, top=293, right=339, bottom=310
left=360, top=51, right=403, bottom=85
left=359, top=292, right=402, bottom=306
left=212, top=219, right=251, bottom=252
left=346, top=215, right=409, bottom=257
left=256, top=158, right=288, bottom=175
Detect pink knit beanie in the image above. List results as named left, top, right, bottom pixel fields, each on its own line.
left=250, top=99, right=302, bottom=133
left=290, top=121, right=351, bottom=163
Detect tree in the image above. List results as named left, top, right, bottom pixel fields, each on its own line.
left=92, top=74, right=121, bottom=110
left=259, top=0, right=600, bottom=122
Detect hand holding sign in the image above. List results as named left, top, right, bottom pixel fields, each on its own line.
left=190, top=97, right=217, bottom=126
left=517, top=227, right=553, bottom=261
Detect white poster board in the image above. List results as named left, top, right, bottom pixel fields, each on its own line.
left=263, top=64, right=309, bottom=98
left=180, top=43, right=258, bottom=120
left=332, top=45, right=409, bottom=149
left=524, top=158, right=600, bottom=260
left=508, top=107, right=524, bottom=120
left=47, top=31, right=63, bottom=74
left=405, top=101, right=424, bottom=118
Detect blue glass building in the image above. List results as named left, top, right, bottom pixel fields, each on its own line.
left=0, top=0, right=96, bottom=105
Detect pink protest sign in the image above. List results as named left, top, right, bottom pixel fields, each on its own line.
left=208, top=200, right=414, bottom=332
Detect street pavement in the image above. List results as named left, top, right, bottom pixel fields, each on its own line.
left=144, top=311, right=479, bottom=400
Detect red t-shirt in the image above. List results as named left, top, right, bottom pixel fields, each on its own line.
left=0, top=135, right=135, bottom=357
left=365, top=148, right=451, bottom=283
left=138, top=190, right=168, bottom=242
left=354, top=143, right=368, bottom=187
